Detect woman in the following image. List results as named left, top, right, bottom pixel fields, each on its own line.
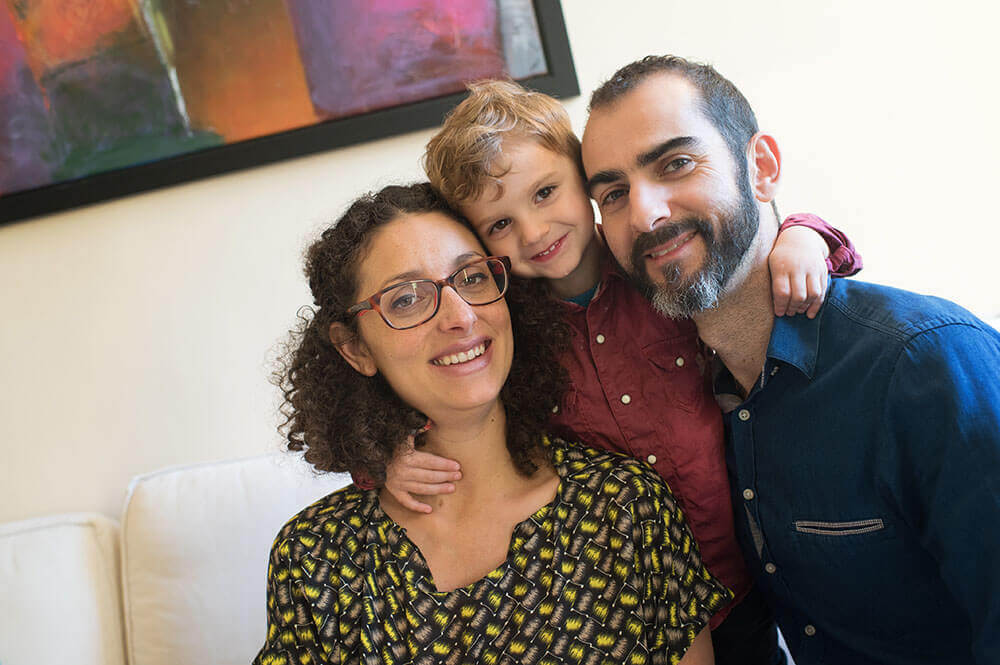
left=254, top=183, right=730, bottom=665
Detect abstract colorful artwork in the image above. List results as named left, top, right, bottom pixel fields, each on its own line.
left=0, top=0, right=576, bottom=223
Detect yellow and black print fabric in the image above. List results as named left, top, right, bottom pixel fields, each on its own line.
left=254, top=440, right=731, bottom=665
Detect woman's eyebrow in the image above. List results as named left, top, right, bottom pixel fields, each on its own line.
left=376, top=252, right=486, bottom=289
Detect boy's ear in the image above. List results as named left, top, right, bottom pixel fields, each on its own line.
left=747, top=132, right=781, bottom=203
left=329, top=322, right=377, bottom=376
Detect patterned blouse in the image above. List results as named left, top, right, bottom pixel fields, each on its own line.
left=253, top=441, right=731, bottom=665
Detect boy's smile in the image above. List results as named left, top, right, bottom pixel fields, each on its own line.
left=460, top=137, right=601, bottom=298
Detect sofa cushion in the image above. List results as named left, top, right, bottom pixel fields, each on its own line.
left=121, top=452, right=350, bottom=665
left=0, top=513, right=125, bottom=665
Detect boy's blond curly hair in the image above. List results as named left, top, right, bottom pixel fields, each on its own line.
left=424, top=79, right=581, bottom=207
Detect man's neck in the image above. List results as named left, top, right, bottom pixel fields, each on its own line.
left=694, top=227, right=776, bottom=398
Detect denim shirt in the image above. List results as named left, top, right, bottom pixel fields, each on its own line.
left=716, top=278, right=1000, bottom=664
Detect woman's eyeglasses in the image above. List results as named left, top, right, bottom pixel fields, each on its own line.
left=347, top=256, right=511, bottom=330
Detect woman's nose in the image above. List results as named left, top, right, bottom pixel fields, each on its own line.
left=435, top=285, right=477, bottom=331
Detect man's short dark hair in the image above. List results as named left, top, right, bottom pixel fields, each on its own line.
left=589, top=55, right=759, bottom=169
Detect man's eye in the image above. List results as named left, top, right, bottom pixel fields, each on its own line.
left=601, top=188, right=626, bottom=207
left=489, top=218, right=512, bottom=235
left=535, top=185, right=555, bottom=202
left=663, top=157, right=692, bottom=173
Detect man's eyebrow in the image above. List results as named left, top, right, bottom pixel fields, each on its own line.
left=586, top=136, right=703, bottom=196
left=637, top=136, right=700, bottom=168
left=586, top=169, right=627, bottom=197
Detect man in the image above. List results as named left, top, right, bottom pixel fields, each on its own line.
left=580, top=55, right=1000, bottom=665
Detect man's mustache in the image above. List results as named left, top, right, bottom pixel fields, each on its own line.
left=631, top=217, right=713, bottom=263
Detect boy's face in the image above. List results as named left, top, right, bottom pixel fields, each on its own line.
left=460, top=137, right=595, bottom=283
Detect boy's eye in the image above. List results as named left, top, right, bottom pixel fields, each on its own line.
left=489, top=218, right=512, bottom=235
left=535, top=185, right=555, bottom=202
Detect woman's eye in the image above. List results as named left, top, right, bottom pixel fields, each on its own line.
left=388, top=290, right=424, bottom=312
left=535, top=185, right=555, bottom=202
left=489, top=218, right=512, bottom=235
left=458, top=270, right=489, bottom=287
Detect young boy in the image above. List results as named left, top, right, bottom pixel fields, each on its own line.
left=387, top=80, right=859, bottom=664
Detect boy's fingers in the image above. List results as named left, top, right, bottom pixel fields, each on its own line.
left=396, top=493, right=433, bottom=514
left=406, top=450, right=461, bottom=472
left=403, top=468, right=462, bottom=484
left=772, top=273, right=791, bottom=316
left=790, top=273, right=808, bottom=309
left=805, top=273, right=825, bottom=318
left=401, top=482, right=456, bottom=496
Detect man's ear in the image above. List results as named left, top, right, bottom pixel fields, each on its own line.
left=329, top=322, right=377, bottom=376
left=747, top=132, right=781, bottom=203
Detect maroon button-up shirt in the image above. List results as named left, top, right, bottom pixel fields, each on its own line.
left=548, top=255, right=747, bottom=627
left=548, top=216, right=860, bottom=627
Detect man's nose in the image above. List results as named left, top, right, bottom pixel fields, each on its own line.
left=630, top=182, right=671, bottom=234
left=436, top=285, right=477, bottom=332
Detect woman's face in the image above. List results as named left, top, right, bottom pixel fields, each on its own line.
left=341, top=211, right=514, bottom=421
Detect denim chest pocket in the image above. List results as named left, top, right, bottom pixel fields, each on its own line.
left=783, top=515, right=941, bottom=640
left=640, top=339, right=707, bottom=412
left=792, top=518, right=886, bottom=536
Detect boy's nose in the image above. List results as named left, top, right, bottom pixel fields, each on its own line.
left=519, top=218, right=551, bottom=247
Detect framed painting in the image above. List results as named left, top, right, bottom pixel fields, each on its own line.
left=0, top=0, right=578, bottom=224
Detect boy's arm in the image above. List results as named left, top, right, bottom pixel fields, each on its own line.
left=780, top=213, right=862, bottom=276
left=359, top=436, right=461, bottom=513
left=770, top=214, right=863, bottom=318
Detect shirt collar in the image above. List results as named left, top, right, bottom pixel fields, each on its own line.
left=766, top=301, right=824, bottom=379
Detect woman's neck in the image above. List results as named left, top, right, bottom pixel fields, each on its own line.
left=407, top=400, right=543, bottom=512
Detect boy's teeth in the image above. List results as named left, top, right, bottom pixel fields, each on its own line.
left=536, top=239, right=559, bottom=257
left=433, top=343, right=487, bottom=366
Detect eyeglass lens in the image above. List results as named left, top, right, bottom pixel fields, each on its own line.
left=378, top=258, right=507, bottom=328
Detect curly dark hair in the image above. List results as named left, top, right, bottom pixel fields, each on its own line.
left=276, top=182, right=571, bottom=484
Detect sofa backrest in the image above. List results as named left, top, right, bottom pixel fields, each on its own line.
left=0, top=512, right=126, bottom=665
left=120, top=452, right=350, bottom=665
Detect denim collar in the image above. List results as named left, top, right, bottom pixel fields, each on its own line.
left=765, top=296, right=826, bottom=380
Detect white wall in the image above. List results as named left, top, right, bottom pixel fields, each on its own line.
left=2, top=0, right=998, bottom=523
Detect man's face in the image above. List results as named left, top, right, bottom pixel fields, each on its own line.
left=581, top=73, right=759, bottom=318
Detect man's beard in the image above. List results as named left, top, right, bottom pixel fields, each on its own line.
left=628, top=177, right=759, bottom=319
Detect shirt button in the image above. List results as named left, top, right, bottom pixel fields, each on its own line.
left=804, top=624, right=817, bottom=637
left=595, top=334, right=606, bottom=344
left=551, top=405, right=559, bottom=414
left=742, top=488, right=755, bottom=501
left=621, top=394, right=632, bottom=404
left=770, top=366, right=780, bottom=376
left=646, top=454, right=657, bottom=464
left=738, top=409, right=751, bottom=421
left=675, top=356, right=685, bottom=367
left=764, top=563, right=777, bottom=574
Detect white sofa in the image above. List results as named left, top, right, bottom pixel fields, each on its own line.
left=0, top=453, right=350, bottom=665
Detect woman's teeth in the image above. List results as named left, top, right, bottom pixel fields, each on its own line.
left=433, top=342, right=487, bottom=366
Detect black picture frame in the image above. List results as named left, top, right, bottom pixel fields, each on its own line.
left=0, top=0, right=578, bottom=226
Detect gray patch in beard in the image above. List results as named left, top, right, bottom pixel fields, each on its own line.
left=628, top=176, right=759, bottom=319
